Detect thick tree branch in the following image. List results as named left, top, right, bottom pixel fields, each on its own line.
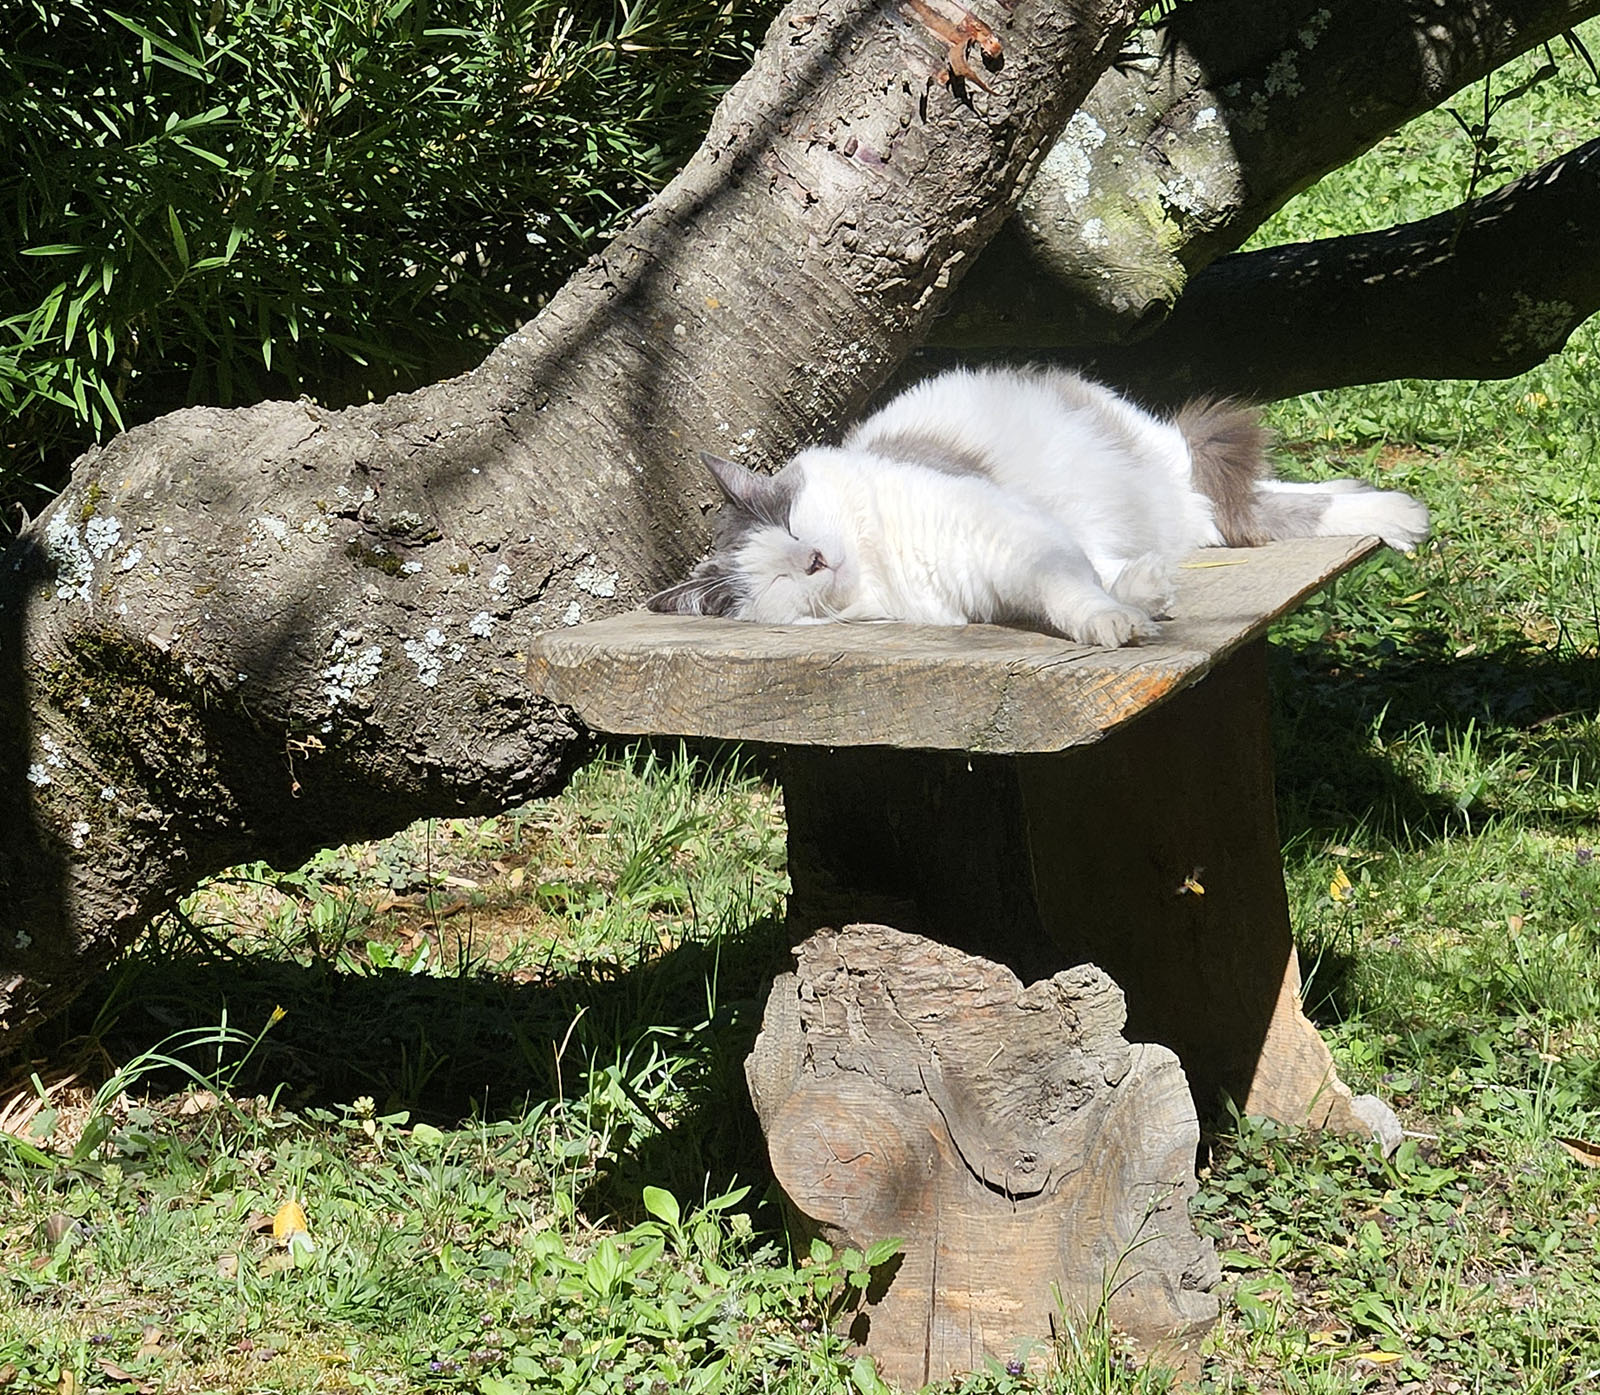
left=1073, top=137, right=1600, bottom=403
left=935, top=0, right=1600, bottom=348
left=0, top=0, right=1139, bottom=1047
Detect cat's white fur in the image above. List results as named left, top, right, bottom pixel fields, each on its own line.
left=650, top=367, right=1429, bottom=647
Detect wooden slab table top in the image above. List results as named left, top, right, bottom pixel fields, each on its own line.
left=529, top=535, right=1377, bottom=756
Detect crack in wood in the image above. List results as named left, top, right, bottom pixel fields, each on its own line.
left=919, top=1060, right=1056, bottom=1202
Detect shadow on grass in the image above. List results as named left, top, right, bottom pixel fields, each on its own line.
left=1269, top=636, right=1600, bottom=847
left=1270, top=634, right=1600, bottom=1039
left=39, top=904, right=798, bottom=1216
left=29, top=641, right=1600, bottom=1209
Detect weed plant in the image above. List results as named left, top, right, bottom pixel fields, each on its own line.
left=6, top=25, right=1600, bottom=1395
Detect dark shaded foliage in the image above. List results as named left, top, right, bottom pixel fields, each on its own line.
left=0, top=0, right=773, bottom=523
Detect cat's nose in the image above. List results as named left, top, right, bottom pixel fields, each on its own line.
left=805, top=550, right=829, bottom=576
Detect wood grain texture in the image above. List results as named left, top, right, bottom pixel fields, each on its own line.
left=746, top=925, right=1221, bottom=1388
left=526, top=537, right=1379, bottom=752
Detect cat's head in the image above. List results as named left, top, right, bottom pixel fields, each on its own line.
left=646, top=451, right=857, bottom=622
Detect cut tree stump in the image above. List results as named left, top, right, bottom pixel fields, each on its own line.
left=746, top=924, right=1222, bottom=1388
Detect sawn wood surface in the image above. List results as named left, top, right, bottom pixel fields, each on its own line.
left=527, top=536, right=1380, bottom=752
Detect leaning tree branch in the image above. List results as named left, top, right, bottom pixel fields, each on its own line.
left=0, top=0, right=1140, bottom=1049
left=1071, top=137, right=1600, bottom=403
left=934, top=0, right=1600, bottom=348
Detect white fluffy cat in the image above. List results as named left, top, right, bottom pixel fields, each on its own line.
left=648, top=367, right=1429, bottom=647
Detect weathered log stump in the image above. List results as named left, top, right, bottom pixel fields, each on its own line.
left=780, top=638, right=1390, bottom=1140
left=745, top=924, right=1221, bottom=1388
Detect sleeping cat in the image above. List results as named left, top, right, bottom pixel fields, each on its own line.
left=648, top=366, right=1429, bottom=647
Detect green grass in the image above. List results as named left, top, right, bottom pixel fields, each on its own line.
left=7, top=25, right=1600, bottom=1395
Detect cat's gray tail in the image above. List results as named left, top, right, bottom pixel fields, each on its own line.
left=1174, top=398, right=1273, bottom=546
left=1176, top=398, right=1430, bottom=552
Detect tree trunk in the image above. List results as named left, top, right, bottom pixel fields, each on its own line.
left=0, top=0, right=1140, bottom=1048
left=940, top=0, right=1600, bottom=349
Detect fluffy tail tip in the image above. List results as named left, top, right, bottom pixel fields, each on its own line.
left=1325, top=489, right=1431, bottom=551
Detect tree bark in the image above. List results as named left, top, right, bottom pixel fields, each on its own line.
left=0, top=0, right=1140, bottom=1048
left=1077, top=137, right=1600, bottom=402
left=938, top=0, right=1600, bottom=348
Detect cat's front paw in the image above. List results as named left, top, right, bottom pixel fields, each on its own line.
left=1108, top=551, right=1178, bottom=618
left=1068, top=602, right=1157, bottom=648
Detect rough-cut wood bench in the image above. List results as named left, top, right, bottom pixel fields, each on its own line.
left=528, top=535, right=1398, bottom=1385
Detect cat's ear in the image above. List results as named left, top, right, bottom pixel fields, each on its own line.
left=699, top=451, right=790, bottom=522
left=699, top=452, right=756, bottom=507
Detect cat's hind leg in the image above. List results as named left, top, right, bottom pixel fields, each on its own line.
left=1254, top=478, right=1430, bottom=552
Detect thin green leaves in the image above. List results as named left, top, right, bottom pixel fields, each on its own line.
left=2, top=0, right=774, bottom=517
left=166, top=205, right=190, bottom=271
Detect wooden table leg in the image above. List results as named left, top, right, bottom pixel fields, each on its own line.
left=782, top=638, right=1376, bottom=1134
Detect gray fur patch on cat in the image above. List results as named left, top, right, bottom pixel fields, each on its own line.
left=1174, top=398, right=1271, bottom=547
left=1254, top=491, right=1331, bottom=538
left=850, top=427, right=995, bottom=478
left=701, top=451, right=799, bottom=541
left=644, top=554, right=746, bottom=617
left=1043, top=370, right=1154, bottom=465
left=645, top=454, right=801, bottom=616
